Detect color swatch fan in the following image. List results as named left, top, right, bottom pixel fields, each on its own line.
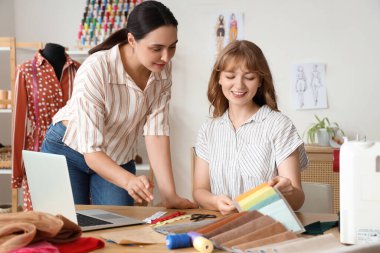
left=233, top=183, right=305, bottom=233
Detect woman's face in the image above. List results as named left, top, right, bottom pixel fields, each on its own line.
left=133, top=25, right=177, bottom=73
left=219, top=64, right=261, bottom=108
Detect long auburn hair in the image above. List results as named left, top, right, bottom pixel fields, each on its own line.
left=89, top=1, right=178, bottom=54
left=208, top=40, right=278, bottom=118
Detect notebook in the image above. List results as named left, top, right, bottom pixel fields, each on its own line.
left=233, top=183, right=305, bottom=233
left=22, top=150, right=144, bottom=231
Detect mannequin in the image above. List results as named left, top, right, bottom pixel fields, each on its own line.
left=12, top=44, right=81, bottom=211
left=40, top=43, right=66, bottom=80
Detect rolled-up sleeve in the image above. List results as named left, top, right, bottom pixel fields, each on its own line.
left=272, top=115, right=308, bottom=171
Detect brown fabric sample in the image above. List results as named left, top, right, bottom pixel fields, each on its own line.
left=211, top=215, right=276, bottom=247
left=194, top=211, right=247, bottom=235
left=222, top=222, right=287, bottom=249
left=231, top=231, right=298, bottom=252
left=0, top=211, right=81, bottom=253
left=203, top=211, right=263, bottom=238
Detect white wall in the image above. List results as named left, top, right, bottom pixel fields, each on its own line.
left=1, top=0, right=380, bottom=200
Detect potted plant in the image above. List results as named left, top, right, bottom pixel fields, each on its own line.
left=306, top=115, right=345, bottom=146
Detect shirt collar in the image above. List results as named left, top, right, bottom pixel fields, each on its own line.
left=220, top=105, right=272, bottom=124
left=34, top=50, right=74, bottom=67
left=108, top=43, right=169, bottom=86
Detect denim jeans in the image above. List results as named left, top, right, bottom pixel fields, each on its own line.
left=41, top=122, right=135, bottom=206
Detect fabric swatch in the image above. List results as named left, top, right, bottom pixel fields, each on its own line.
left=222, top=222, right=287, bottom=250
left=210, top=215, right=276, bottom=247
left=203, top=211, right=262, bottom=238
left=194, top=212, right=246, bottom=235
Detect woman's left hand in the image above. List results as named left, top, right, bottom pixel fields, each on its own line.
left=268, top=176, right=294, bottom=196
left=164, top=195, right=198, bottom=209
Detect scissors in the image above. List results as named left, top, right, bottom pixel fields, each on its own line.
left=190, top=213, right=217, bottom=222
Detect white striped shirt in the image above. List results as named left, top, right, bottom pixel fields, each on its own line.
left=195, top=105, right=308, bottom=199
left=53, top=44, right=172, bottom=165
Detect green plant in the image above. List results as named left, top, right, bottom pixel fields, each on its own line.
left=306, top=115, right=345, bottom=144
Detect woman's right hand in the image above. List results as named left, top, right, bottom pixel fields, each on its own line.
left=125, top=175, right=154, bottom=204
left=214, top=195, right=236, bottom=215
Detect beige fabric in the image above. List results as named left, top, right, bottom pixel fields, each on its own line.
left=0, top=211, right=81, bottom=253
left=273, top=234, right=344, bottom=253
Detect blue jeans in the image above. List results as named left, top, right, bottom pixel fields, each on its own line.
left=41, top=122, right=135, bottom=206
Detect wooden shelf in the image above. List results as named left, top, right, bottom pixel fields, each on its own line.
left=305, top=145, right=334, bottom=162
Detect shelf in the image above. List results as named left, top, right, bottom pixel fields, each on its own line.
left=0, top=47, right=11, bottom=51
left=0, top=168, right=11, bottom=175
left=0, top=109, right=12, bottom=113
left=66, top=50, right=89, bottom=56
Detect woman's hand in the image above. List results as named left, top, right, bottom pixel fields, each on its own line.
left=268, top=176, right=294, bottom=196
left=163, top=195, right=198, bottom=209
left=125, top=175, right=154, bottom=204
left=214, top=195, right=236, bottom=215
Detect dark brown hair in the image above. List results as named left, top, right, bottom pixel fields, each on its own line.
left=89, top=1, right=178, bottom=54
left=207, top=40, right=278, bottom=118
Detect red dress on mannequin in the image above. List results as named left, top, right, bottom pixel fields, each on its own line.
left=12, top=45, right=80, bottom=210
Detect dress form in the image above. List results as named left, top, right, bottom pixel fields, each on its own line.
left=41, top=43, right=66, bottom=80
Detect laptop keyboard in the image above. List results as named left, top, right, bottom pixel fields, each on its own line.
left=77, top=213, right=112, bottom=227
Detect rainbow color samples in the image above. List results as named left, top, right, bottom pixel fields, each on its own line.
left=233, top=183, right=305, bottom=233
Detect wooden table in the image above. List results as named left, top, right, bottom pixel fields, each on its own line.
left=77, top=205, right=339, bottom=253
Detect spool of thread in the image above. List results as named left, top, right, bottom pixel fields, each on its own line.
left=188, top=232, right=214, bottom=253
left=166, top=234, right=192, bottom=249
left=193, top=236, right=214, bottom=253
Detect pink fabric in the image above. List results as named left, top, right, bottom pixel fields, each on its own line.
left=11, top=241, right=59, bottom=253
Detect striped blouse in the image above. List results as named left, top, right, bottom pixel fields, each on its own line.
left=195, top=105, right=308, bottom=199
left=53, top=44, right=172, bottom=165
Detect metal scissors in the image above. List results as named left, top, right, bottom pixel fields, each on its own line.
left=190, top=213, right=217, bottom=222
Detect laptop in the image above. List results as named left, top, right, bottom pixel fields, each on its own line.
left=22, top=150, right=144, bottom=231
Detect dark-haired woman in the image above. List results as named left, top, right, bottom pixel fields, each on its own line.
left=41, top=1, right=197, bottom=208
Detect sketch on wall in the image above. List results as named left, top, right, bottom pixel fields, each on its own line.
left=292, top=63, right=327, bottom=110
left=212, top=12, right=244, bottom=56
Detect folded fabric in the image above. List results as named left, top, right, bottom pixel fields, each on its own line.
left=10, top=241, right=59, bottom=253
left=54, top=237, right=105, bottom=253
left=272, top=233, right=343, bottom=253
left=195, top=212, right=246, bottom=235
left=0, top=211, right=81, bottom=253
left=231, top=231, right=297, bottom=252
left=302, top=221, right=339, bottom=235
left=203, top=211, right=262, bottom=238
left=222, top=222, right=287, bottom=250
left=210, top=215, right=276, bottom=247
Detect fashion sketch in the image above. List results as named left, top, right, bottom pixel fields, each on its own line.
left=292, top=63, right=327, bottom=110
left=229, top=13, right=238, bottom=42
left=215, top=15, right=225, bottom=55
left=310, top=64, right=322, bottom=106
left=295, top=65, right=307, bottom=108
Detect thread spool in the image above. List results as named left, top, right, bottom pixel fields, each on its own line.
left=193, top=236, right=214, bottom=253
left=166, top=233, right=192, bottom=249
left=188, top=232, right=213, bottom=253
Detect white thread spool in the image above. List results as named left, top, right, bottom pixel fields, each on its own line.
left=193, top=236, right=214, bottom=253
